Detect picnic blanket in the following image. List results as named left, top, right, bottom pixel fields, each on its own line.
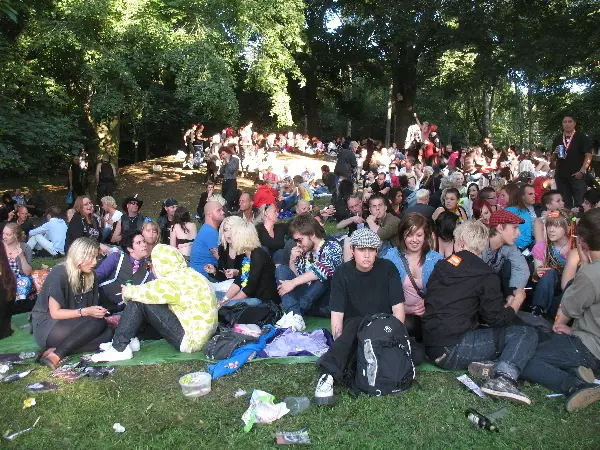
left=0, top=314, right=448, bottom=371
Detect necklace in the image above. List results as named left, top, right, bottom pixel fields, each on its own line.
left=562, top=131, right=576, bottom=152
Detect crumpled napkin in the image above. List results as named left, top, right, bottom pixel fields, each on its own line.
left=241, top=389, right=289, bottom=432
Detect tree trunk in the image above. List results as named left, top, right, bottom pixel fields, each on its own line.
left=304, top=67, right=319, bottom=136
left=95, top=117, right=120, bottom=168
left=385, top=82, right=393, bottom=148
left=483, top=87, right=491, bottom=139
left=527, top=84, right=534, bottom=148
left=391, top=46, right=418, bottom=148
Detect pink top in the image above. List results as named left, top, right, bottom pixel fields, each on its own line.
left=532, top=241, right=569, bottom=264
left=402, top=276, right=424, bottom=314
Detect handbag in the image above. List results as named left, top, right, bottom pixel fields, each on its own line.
left=65, top=189, right=74, bottom=204
left=399, top=253, right=426, bottom=299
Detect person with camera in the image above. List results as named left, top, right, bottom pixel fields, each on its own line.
left=552, top=114, right=592, bottom=209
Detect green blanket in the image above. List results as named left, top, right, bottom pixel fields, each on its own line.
left=0, top=314, right=448, bottom=371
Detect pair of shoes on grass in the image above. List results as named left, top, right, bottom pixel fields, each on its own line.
left=468, top=361, right=600, bottom=411
left=91, top=338, right=140, bottom=363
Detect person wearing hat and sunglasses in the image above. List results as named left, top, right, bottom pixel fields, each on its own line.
left=157, top=198, right=178, bottom=244
left=111, top=194, right=145, bottom=245
left=315, top=228, right=424, bottom=404
left=480, top=209, right=530, bottom=308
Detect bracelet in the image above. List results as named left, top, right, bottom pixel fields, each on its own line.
left=222, top=296, right=229, bottom=302
left=78, top=308, right=83, bottom=317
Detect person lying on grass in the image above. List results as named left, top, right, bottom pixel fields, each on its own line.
left=91, top=244, right=217, bottom=362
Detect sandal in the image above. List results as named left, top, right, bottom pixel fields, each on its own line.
left=39, top=352, right=61, bottom=371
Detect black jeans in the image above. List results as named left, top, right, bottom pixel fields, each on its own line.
left=112, top=301, right=184, bottom=352
left=222, top=179, right=237, bottom=211
left=317, top=316, right=425, bottom=383
left=556, top=175, right=586, bottom=209
left=96, top=181, right=116, bottom=205
left=46, top=317, right=113, bottom=358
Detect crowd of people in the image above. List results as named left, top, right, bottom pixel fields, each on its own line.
left=1, top=113, right=600, bottom=413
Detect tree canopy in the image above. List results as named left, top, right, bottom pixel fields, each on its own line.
left=1, top=0, right=599, bottom=175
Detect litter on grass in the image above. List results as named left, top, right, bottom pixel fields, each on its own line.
left=234, top=389, right=247, bottom=398
left=457, top=374, right=487, bottom=398
left=275, top=428, right=311, bottom=445
left=241, top=390, right=289, bottom=432
left=113, top=423, right=126, bottom=433
left=3, top=416, right=40, bottom=441
left=3, top=369, right=34, bottom=383
left=23, top=398, right=36, bottom=409
left=26, top=381, right=60, bottom=393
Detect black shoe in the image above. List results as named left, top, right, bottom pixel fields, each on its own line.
left=481, top=375, right=531, bottom=405
left=565, top=383, right=600, bottom=412
left=530, top=305, right=544, bottom=316
left=52, top=253, right=65, bottom=259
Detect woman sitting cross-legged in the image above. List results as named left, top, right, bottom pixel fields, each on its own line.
left=383, top=213, right=443, bottom=341
left=91, top=244, right=217, bottom=362
left=32, top=237, right=113, bottom=369
left=218, top=221, right=280, bottom=308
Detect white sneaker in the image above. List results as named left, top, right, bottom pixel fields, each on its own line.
left=99, top=338, right=140, bottom=353
left=275, top=311, right=294, bottom=329
left=314, top=373, right=336, bottom=405
left=292, top=314, right=306, bottom=332
left=91, top=345, right=133, bottom=363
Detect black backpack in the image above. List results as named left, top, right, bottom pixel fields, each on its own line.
left=99, top=162, right=115, bottom=182
left=354, top=314, right=416, bottom=396
left=217, top=301, right=282, bottom=328
left=202, top=326, right=258, bottom=360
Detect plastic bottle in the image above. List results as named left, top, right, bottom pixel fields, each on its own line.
left=284, top=396, right=310, bottom=414
left=465, top=409, right=499, bottom=432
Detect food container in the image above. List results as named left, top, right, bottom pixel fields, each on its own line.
left=178, top=371, right=211, bottom=398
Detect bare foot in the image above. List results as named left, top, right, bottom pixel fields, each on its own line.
left=42, top=347, right=56, bottom=359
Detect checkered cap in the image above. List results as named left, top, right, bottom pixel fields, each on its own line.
left=349, top=228, right=381, bottom=249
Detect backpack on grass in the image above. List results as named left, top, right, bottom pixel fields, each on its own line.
left=354, top=314, right=416, bottom=396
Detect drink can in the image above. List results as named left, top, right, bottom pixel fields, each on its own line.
left=557, top=145, right=566, bottom=159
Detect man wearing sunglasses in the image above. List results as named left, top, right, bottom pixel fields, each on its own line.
left=111, top=194, right=146, bottom=245
left=275, top=214, right=343, bottom=331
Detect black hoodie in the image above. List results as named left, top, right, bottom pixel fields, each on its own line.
left=422, top=250, right=516, bottom=348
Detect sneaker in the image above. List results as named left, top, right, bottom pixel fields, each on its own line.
left=91, top=345, right=133, bottom=363
left=481, top=375, right=532, bottom=405
left=99, top=338, right=140, bottom=353
left=565, top=383, right=600, bottom=412
left=575, top=366, right=596, bottom=384
left=275, top=312, right=294, bottom=329
left=291, top=313, right=306, bottom=332
left=314, top=373, right=336, bottom=406
left=468, top=361, right=495, bottom=380
left=530, top=305, right=544, bottom=316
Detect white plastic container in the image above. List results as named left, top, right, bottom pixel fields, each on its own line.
left=179, top=372, right=211, bottom=398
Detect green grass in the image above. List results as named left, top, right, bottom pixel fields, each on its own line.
left=1, top=362, right=600, bottom=449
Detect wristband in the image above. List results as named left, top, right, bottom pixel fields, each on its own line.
left=222, top=296, right=228, bottom=302
left=79, top=308, right=83, bottom=317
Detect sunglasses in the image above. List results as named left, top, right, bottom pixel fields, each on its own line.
left=128, top=201, right=140, bottom=206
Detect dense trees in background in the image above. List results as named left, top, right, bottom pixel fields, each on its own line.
left=1, top=0, right=599, bottom=175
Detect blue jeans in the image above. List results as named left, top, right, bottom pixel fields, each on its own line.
left=532, top=269, right=561, bottom=315
left=275, top=265, right=329, bottom=316
left=521, top=334, right=600, bottom=394
left=215, top=291, right=263, bottom=306
left=430, top=325, right=538, bottom=381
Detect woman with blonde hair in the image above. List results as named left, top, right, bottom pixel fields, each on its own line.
left=219, top=221, right=279, bottom=307
left=204, top=216, right=245, bottom=280
left=32, top=237, right=112, bottom=369
left=2, top=223, right=33, bottom=300
left=141, top=220, right=160, bottom=256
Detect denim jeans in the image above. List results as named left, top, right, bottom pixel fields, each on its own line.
left=520, top=333, right=600, bottom=394
left=430, top=325, right=538, bottom=381
left=532, top=269, right=561, bottom=315
left=113, top=301, right=184, bottom=352
left=275, top=265, right=329, bottom=316
left=214, top=290, right=263, bottom=306
left=556, top=175, right=586, bottom=209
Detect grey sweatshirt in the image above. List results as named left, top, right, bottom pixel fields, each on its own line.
left=562, top=260, right=600, bottom=361
left=480, top=243, right=530, bottom=289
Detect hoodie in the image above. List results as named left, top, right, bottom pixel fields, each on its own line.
left=422, top=250, right=516, bottom=348
left=122, top=244, right=218, bottom=352
left=253, top=184, right=278, bottom=209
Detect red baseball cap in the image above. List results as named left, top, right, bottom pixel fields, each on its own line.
left=488, top=210, right=525, bottom=228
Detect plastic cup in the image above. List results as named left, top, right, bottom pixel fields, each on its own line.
left=284, top=396, right=310, bottom=414
left=178, top=372, right=211, bottom=398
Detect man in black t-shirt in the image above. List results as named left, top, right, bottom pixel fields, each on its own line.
left=552, top=114, right=592, bottom=208
left=314, top=228, right=409, bottom=404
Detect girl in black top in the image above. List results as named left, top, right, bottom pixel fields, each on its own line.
left=255, top=204, right=289, bottom=256
left=204, top=216, right=245, bottom=280
left=0, top=243, right=16, bottom=339
left=65, top=196, right=103, bottom=253
left=219, top=221, right=279, bottom=306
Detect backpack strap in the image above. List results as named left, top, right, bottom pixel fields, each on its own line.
left=399, top=253, right=426, bottom=299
